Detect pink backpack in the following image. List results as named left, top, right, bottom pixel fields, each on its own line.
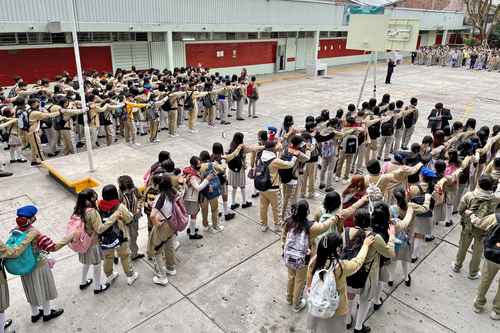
left=168, top=196, right=188, bottom=232
left=66, top=214, right=93, bottom=253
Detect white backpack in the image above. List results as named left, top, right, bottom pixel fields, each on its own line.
left=365, top=176, right=383, bottom=214
left=307, top=266, right=340, bottom=319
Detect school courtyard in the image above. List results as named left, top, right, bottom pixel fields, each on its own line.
left=1, top=63, right=500, bottom=332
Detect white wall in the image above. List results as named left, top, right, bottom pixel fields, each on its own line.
left=209, top=64, right=275, bottom=77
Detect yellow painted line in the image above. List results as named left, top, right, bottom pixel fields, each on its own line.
left=42, top=161, right=100, bottom=193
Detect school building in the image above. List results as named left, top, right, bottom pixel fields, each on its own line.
left=0, top=0, right=469, bottom=85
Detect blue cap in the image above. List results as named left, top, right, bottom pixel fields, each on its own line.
left=267, top=126, right=277, bottom=133
left=16, top=205, right=38, bottom=218
left=420, top=167, right=437, bottom=178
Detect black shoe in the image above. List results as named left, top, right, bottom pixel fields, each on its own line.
left=373, top=299, right=383, bottom=311
left=242, top=201, right=252, bottom=208
left=187, top=228, right=191, bottom=235
left=384, top=158, right=391, bottom=162
left=47, top=151, right=59, bottom=157
left=404, top=274, right=412, bottom=287
left=425, top=235, right=435, bottom=242
left=79, top=278, right=93, bottom=290
left=228, top=114, right=232, bottom=117
left=17, top=158, right=27, bottom=163
left=189, top=233, right=204, bottom=240
left=0, top=171, right=13, bottom=178
left=225, top=213, right=236, bottom=220
left=445, top=221, right=453, bottom=227
left=31, top=310, right=43, bottom=323
left=346, top=315, right=353, bottom=330
left=31, top=161, right=42, bottom=167
left=113, top=257, right=119, bottom=264
left=354, top=325, right=371, bottom=333
left=4, top=319, right=12, bottom=329
left=319, top=184, right=325, bottom=190
left=98, top=135, right=105, bottom=139
left=251, top=193, right=259, bottom=198
left=132, top=254, right=145, bottom=261
left=10, top=159, right=16, bottom=163
left=3, top=146, right=9, bottom=151
left=236, top=117, right=245, bottom=121
left=94, top=282, right=111, bottom=294
left=231, top=203, right=240, bottom=210
left=325, top=187, right=334, bottom=192
left=95, top=142, right=100, bottom=147
left=43, top=308, right=64, bottom=322
left=388, top=280, right=394, bottom=287
left=252, top=115, right=258, bottom=119
left=216, top=117, right=221, bottom=120
left=411, top=257, right=418, bottom=263
left=76, top=142, right=85, bottom=148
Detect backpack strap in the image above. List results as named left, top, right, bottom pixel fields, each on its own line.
left=496, top=213, right=500, bottom=224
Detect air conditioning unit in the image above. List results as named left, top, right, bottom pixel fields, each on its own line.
left=47, top=21, right=63, bottom=33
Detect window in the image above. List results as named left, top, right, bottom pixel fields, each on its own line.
left=340, top=31, right=348, bottom=38
left=320, top=31, right=329, bottom=38
left=278, top=32, right=287, bottom=38
left=248, top=32, right=258, bottom=39
left=270, top=32, right=279, bottom=39
left=172, top=32, right=183, bottom=41
left=92, top=32, right=112, bottom=42
left=17, top=33, right=28, bottom=44
left=27, top=32, right=51, bottom=44
left=151, top=32, right=165, bottom=42
left=78, top=32, right=92, bottom=42
left=259, top=32, right=271, bottom=39
left=194, top=32, right=210, bottom=40
left=216, top=50, right=224, bottom=58
left=287, top=31, right=297, bottom=38
left=212, top=32, right=227, bottom=40
left=232, top=49, right=237, bottom=58
left=226, top=32, right=236, bottom=40
left=51, top=33, right=67, bottom=43
left=0, top=33, right=16, bottom=45
left=299, top=31, right=314, bottom=38
left=134, top=32, right=148, bottom=41
left=235, top=32, right=248, bottom=40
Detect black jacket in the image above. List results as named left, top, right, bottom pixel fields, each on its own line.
left=427, top=108, right=452, bottom=131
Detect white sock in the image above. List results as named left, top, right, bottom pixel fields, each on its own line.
left=223, top=201, right=229, bottom=215
left=0, top=312, right=5, bottom=333
left=189, top=215, right=197, bottom=232
left=231, top=187, right=238, bottom=205
left=402, top=261, right=409, bottom=280
left=446, top=204, right=453, bottom=222
left=30, top=305, right=39, bottom=317
left=240, top=187, right=247, bottom=203
left=81, top=264, right=90, bottom=285
left=373, top=282, right=383, bottom=305
left=413, top=238, right=423, bottom=259
left=355, top=297, right=371, bottom=330
left=42, top=301, right=51, bottom=316
left=9, top=147, right=15, bottom=161
left=93, top=264, right=102, bottom=290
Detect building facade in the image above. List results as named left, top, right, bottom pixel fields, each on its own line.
left=0, top=0, right=467, bottom=84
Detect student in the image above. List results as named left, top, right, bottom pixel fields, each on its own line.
left=247, top=76, right=259, bottom=118
left=300, top=130, right=319, bottom=198
left=98, top=185, right=138, bottom=286
left=149, top=176, right=179, bottom=286
left=183, top=156, right=212, bottom=239
left=392, top=100, right=405, bottom=153
left=378, top=102, right=395, bottom=161
left=335, top=116, right=359, bottom=184
left=306, top=232, right=375, bottom=333
left=401, top=98, right=419, bottom=150
left=211, top=143, right=235, bottom=221
left=199, top=150, right=225, bottom=232
left=73, top=189, right=121, bottom=294
left=13, top=205, right=72, bottom=323
left=118, top=175, right=145, bottom=260
left=318, top=120, right=337, bottom=192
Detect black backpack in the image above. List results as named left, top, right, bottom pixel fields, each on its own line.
left=232, top=88, right=243, bottom=101
left=278, top=151, right=294, bottom=184
left=395, top=115, right=403, bottom=129
left=484, top=215, right=500, bottom=264
left=403, top=111, right=415, bottom=128
left=53, top=114, right=67, bottom=130
left=342, top=228, right=373, bottom=289
left=202, top=94, right=214, bottom=108
left=368, top=122, right=380, bottom=140
left=184, top=91, right=195, bottom=110
left=161, top=96, right=173, bottom=112
left=343, top=134, right=358, bottom=154
left=98, top=207, right=126, bottom=250
left=381, top=119, right=394, bottom=136
left=308, top=144, right=320, bottom=163
left=227, top=152, right=244, bottom=172
left=254, top=157, right=275, bottom=191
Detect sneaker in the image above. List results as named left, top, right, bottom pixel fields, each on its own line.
left=473, top=300, right=484, bottom=313
left=468, top=272, right=481, bottom=280
left=42, top=308, right=64, bottom=322
left=165, top=268, right=177, bottom=276
left=153, top=276, right=169, bottom=286
left=261, top=225, right=269, bottom=232
left=107, top=272, right=119, bottom=284
left=293, top=299, right=307, bottom=313
left=342, top=179, right=349, bottom=185
left=242, top=201, right=252, bottom=208
left=490, top=311, right=500, bottom=320
left=335, top=176, right=340, bottom=182
left=127, top=272, right=139, bottom=285
left=211, top=225, right=225, bottom=233
left=4, top=318, right=12, bottom=329
left=451, top=262, right=461, bottom=273
left=174, top=240, right=180, bottom=250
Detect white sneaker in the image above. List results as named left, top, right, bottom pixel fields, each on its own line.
left=473, top=300, right=484, bottom=313
left=490, top=311, right=500, bottom=320
left=451, top=262, right=461, bottom=273
left=335, top=176, right=340, bottom=182
left=342, top=179, right=349, bottom=185
left=468, top=272, right=481, bottom=280
left=189, top=129, right=199, bottom=133
left=106, top=272, right=119, bottom=284
left=293, top=299, right=307, bottom=313
left=174, top=240, right=180, bottom=250
left=153, top=139, right=160, bottom=143
left=165, top=268, right=177, bottom=276
left=261, top=225, right=269, bottom=232
left=153, top=276, right=169, bottom=286
left=127, top=271, right=139, bottom=285
left=134, top=143, right=141, bottom=147
left=211, top=225, right=225, bottom=233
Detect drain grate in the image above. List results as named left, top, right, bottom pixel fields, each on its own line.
left=0, top=195, right=34, bottom=215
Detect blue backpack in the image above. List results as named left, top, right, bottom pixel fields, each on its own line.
left=4, top=229, right=38, bottom=276
left=201, top=163, right=222, bottom=200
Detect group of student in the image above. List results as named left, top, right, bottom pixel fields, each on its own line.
left=0, top=65, right=260, bottom=175
left=413, top=45, right=500, bottom=71
left=1, top=92, right=500, bottom=333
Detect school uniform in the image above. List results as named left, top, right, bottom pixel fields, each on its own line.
left=149, top=195, right=177, bottom=277
left=24, top=109, right=61, bottom=163
left=199, top=161, right=225, bottom=228
left=401, top=105, right=418, bottom=149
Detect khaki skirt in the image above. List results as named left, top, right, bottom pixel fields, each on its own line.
left=0, top=281, right=9, bottom=312
left=78, top=244, right=103, bottom=266
left=228, top=168, right=246, bottom=188
left=21, top=261, right=58, bottom=307
left=307, top=314, right=346, bottom=333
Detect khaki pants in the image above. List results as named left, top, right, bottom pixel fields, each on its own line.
left=60, top=129, right=75, bottom=155
left=153, top=235, right=176, bottom=278
left=335, top=151, right=354, bottom=180
left=187, top=108, right=197, bottom=130
left=355, top=142, right=367, bottom=172
left=402, top=126, right=415, bottom=149
left=46, top=127, right=59, bottom=154
left=218, top=99, right=228, bottom=122
left=236, top=99, right=244, bottom=119
left=104, top=125, right=114, bottom=146
left=378, top=136, right=394, bottom=160
left=27, top=131, right=44, bottom=163
left=319, top=155, right=336, bottom=187
left=103, top=242, right=133, bottom=277
left=177, top=106, right=184, bottom=126
left=124, top=120, right=136, bottom=143
left=200, top=197, right=219, bottom=228
left=474, top=259, right=500, bottom=314
left=259, top=190, right=280, bottom=227
left=287, top=266, right=307, bottom=306
left=149, top=120, right=159, bottom=141
left=393, top=128, right=404, bottom=152
left=368, top=138, right=379, bottom=161
left=168, top=111, right=177, bottom=135
left=127, top=220, right=139, bottom=258
left=455, top=225, right=486, bottom=276
left=248, top=99, right=257, bottom=117
left=206, top=106, right=216, bottom=125
left=300, top=163, right=317, bottom=195
left=281, top=183, right=298, bottom=220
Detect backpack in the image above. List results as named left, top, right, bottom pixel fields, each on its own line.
left=184, top=91, right=195, bottom=110
left=365, top=176, right=383, bottom=210
left=232, top=88, right=243, bottom=101
left=389, top=206, right=410, bottom=253
left=308, top=143, right=320, bottom=163
left=144, top=186, right=160, bottom=216
left=121, top=189, right=140, bottom=218
left=202, top=94, right=215, bottom=108
left=484, top=215, right=500, bottom=264
left=98, top=207, right=125, bottom=250
left=53, top=114, right=67, bottom=131
left=201, top=163, right=222, bottom=200
left=66, top=214, right=93, bottom=253
left=167, top=195, right=189, bottom=232
left=278, top=150, right=295, bottom=184
left=321, top=140, right=335, bottom=158
left=283, top=227, right=309, bottom=270
left=368, top=122, right=380, bottom=140
left=411, top=184, right=434, bottom=218
left=227, top=152, right=244, bottom=173
left=341, top=228, right=373, bottom=289
left=403, top=110, right=415, bottom=128
left=17, top=109, right=30, bottom=131
left=254, top=157, right=275, bottom=191
left=381, top=119, right=394, bottom=136
left=343, top=134, right=358, bottom=154
left=3, top=229, right=38, bottom=276
left=161, top=97, right=173, bottom=112
left=307, top=265, right=340, bottom=319
left=395, top=115, right=403, bottom=129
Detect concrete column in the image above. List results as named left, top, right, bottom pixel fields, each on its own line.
left=442, top=30, right=448, bottom=46
left=166, top=30, right=174, bottom=71
left=313, top=30, right=320, bottom=67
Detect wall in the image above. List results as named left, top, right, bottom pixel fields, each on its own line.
left=389, top=8, right=464, bottom=30
left=185, top=41, right=277, bottom=69
left=318, top=38, right=365, bottom=59
left=0, top=46, right=112, bottom=85
left=395, top=0, right=464, bottom=11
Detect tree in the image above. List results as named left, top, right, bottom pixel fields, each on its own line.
left=464, top=0, right=500, bottom=45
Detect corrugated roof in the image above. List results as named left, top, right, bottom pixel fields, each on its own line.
left=349, top=0, right=402, bottom=6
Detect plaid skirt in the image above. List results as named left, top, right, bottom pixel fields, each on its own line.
left=78, top=244, right=103, bottom=265
left=228, top=168, right=246, bottom=187
left=21, top=262, right=58, bottom=307
left=0, top=281, right=9, bottom=312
